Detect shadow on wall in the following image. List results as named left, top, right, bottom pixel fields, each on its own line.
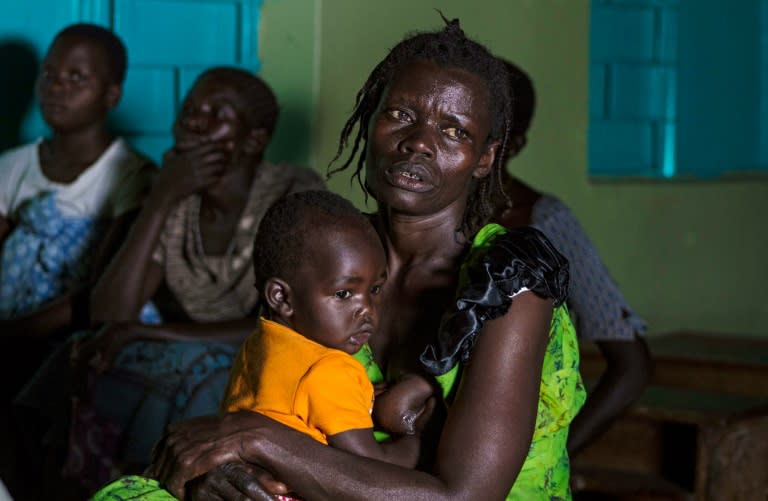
left=0, top=38, right=38, bottom=153
left=265, top=104, right=312, bottom=167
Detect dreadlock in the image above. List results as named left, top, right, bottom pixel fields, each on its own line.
left=327, top=15, right=514, bottom=238
left=492, top=59, right=537, bottom=213
left=501, top=59, right=536, bottom=163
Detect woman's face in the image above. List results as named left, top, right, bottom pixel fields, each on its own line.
left=365, top=60, right=497, bottom=217
left=173, top=74, right=250, bottom=153
left=36, top=36, right=118, bottom=132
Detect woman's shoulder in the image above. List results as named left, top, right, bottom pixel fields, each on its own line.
left=420, top=223, right=570, bottom=375
left=466, top=223, right=569, bottom=305
left=69, top=138, right=152, bottom=182
left=0, top=140, right=39, bottom=162
left=0, top=141, right=42, bottom=215
left=109, top=137, right=155, bottom=168
left=0, top=140, right=40, bottom=179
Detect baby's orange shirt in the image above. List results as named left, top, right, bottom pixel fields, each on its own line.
left=222, top=317, right=374, bottom=444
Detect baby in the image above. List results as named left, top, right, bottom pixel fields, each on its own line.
left=222, top=190, right=432, bottom=469
left=91, top=190, right=435, bottom=501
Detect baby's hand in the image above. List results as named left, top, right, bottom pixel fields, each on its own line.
left=373, top=374, right=436, bottom=435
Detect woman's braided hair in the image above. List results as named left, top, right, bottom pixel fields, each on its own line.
left=327, top=15, right=514, bottom=238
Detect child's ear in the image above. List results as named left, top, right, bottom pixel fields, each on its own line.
left=105, top=84, right=122, bottom=109
left=264, top=278, right=294, bottom=320
left=243, top=128, right=269, bottom=156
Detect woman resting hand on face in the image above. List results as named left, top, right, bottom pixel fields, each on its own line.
left=144, top=18, right=585, bottom=501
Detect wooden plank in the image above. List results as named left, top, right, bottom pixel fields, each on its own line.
left=580, top=332, right=768, bottom=398
left=574, top=416, right=668, bottom=474
left=572, top=466, right=693, bottom=501
left=630, top=387, right=768, bottom=425
left=698, top=414, right=768, bottom=501
left=572, top=385, right=768, bottom=500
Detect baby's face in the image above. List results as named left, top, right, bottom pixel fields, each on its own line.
left=36, top=35, right=117, bottom=132
left=289, top=224, right=387, bottom=355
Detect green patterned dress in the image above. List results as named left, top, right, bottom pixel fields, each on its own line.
left=360, top=223, right=586, bottom=500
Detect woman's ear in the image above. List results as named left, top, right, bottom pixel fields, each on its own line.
left=243, top=128, right=269, bottom=156
left=105, top=83, right=122, bottom=110
left=507, top=135, right=527, bottom=160
left=473, top=140, right=499, bottom=179
left=264, top=278, right=294, bottom=320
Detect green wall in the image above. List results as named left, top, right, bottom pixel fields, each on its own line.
left=262, top=0, right=768, bottom=337
left=259, top=0, right=317, bottom=166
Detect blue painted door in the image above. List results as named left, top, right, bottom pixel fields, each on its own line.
left=0, top=0, right=262, bottom=162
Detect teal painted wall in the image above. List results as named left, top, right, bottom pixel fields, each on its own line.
left=0, top=0, right=264, bottom=162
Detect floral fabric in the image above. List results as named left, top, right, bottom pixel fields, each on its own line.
left=0, top=193, right=105, bottom=318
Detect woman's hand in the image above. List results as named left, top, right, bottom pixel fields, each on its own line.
left=154, top=140, right=230, bottom=204
left=373, top=374, right=436, bottom=435
left=148, top=412, right=285, bottom=500
left=70, top=322, right=139, bottom=374
left=185, top=463, right=288, bottom=501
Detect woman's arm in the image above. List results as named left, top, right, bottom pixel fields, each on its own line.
left=127, top=318, right=259, bottom=346
left=327, top=428, right=421, bottom=469
left=567, top=336, right=652, bottom=454
left=0, top=291, right=79, bottom=338
left=152, top=291, right=552, bottom=500
left=89, top=191, right=175, bottom=322
left=91, top=142, right=227, bottom=322
left=73, top=317, right=260, bottom=373
left=430, top=291, right=551, bottom=498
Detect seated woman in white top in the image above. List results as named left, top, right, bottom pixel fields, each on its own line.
left=0, top=23, right=153, bottom=328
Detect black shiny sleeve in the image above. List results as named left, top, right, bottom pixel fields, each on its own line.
left=420, top=227, right=569, bottom=375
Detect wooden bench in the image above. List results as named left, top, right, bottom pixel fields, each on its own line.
left=572, top=332, right=768, bottom=501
